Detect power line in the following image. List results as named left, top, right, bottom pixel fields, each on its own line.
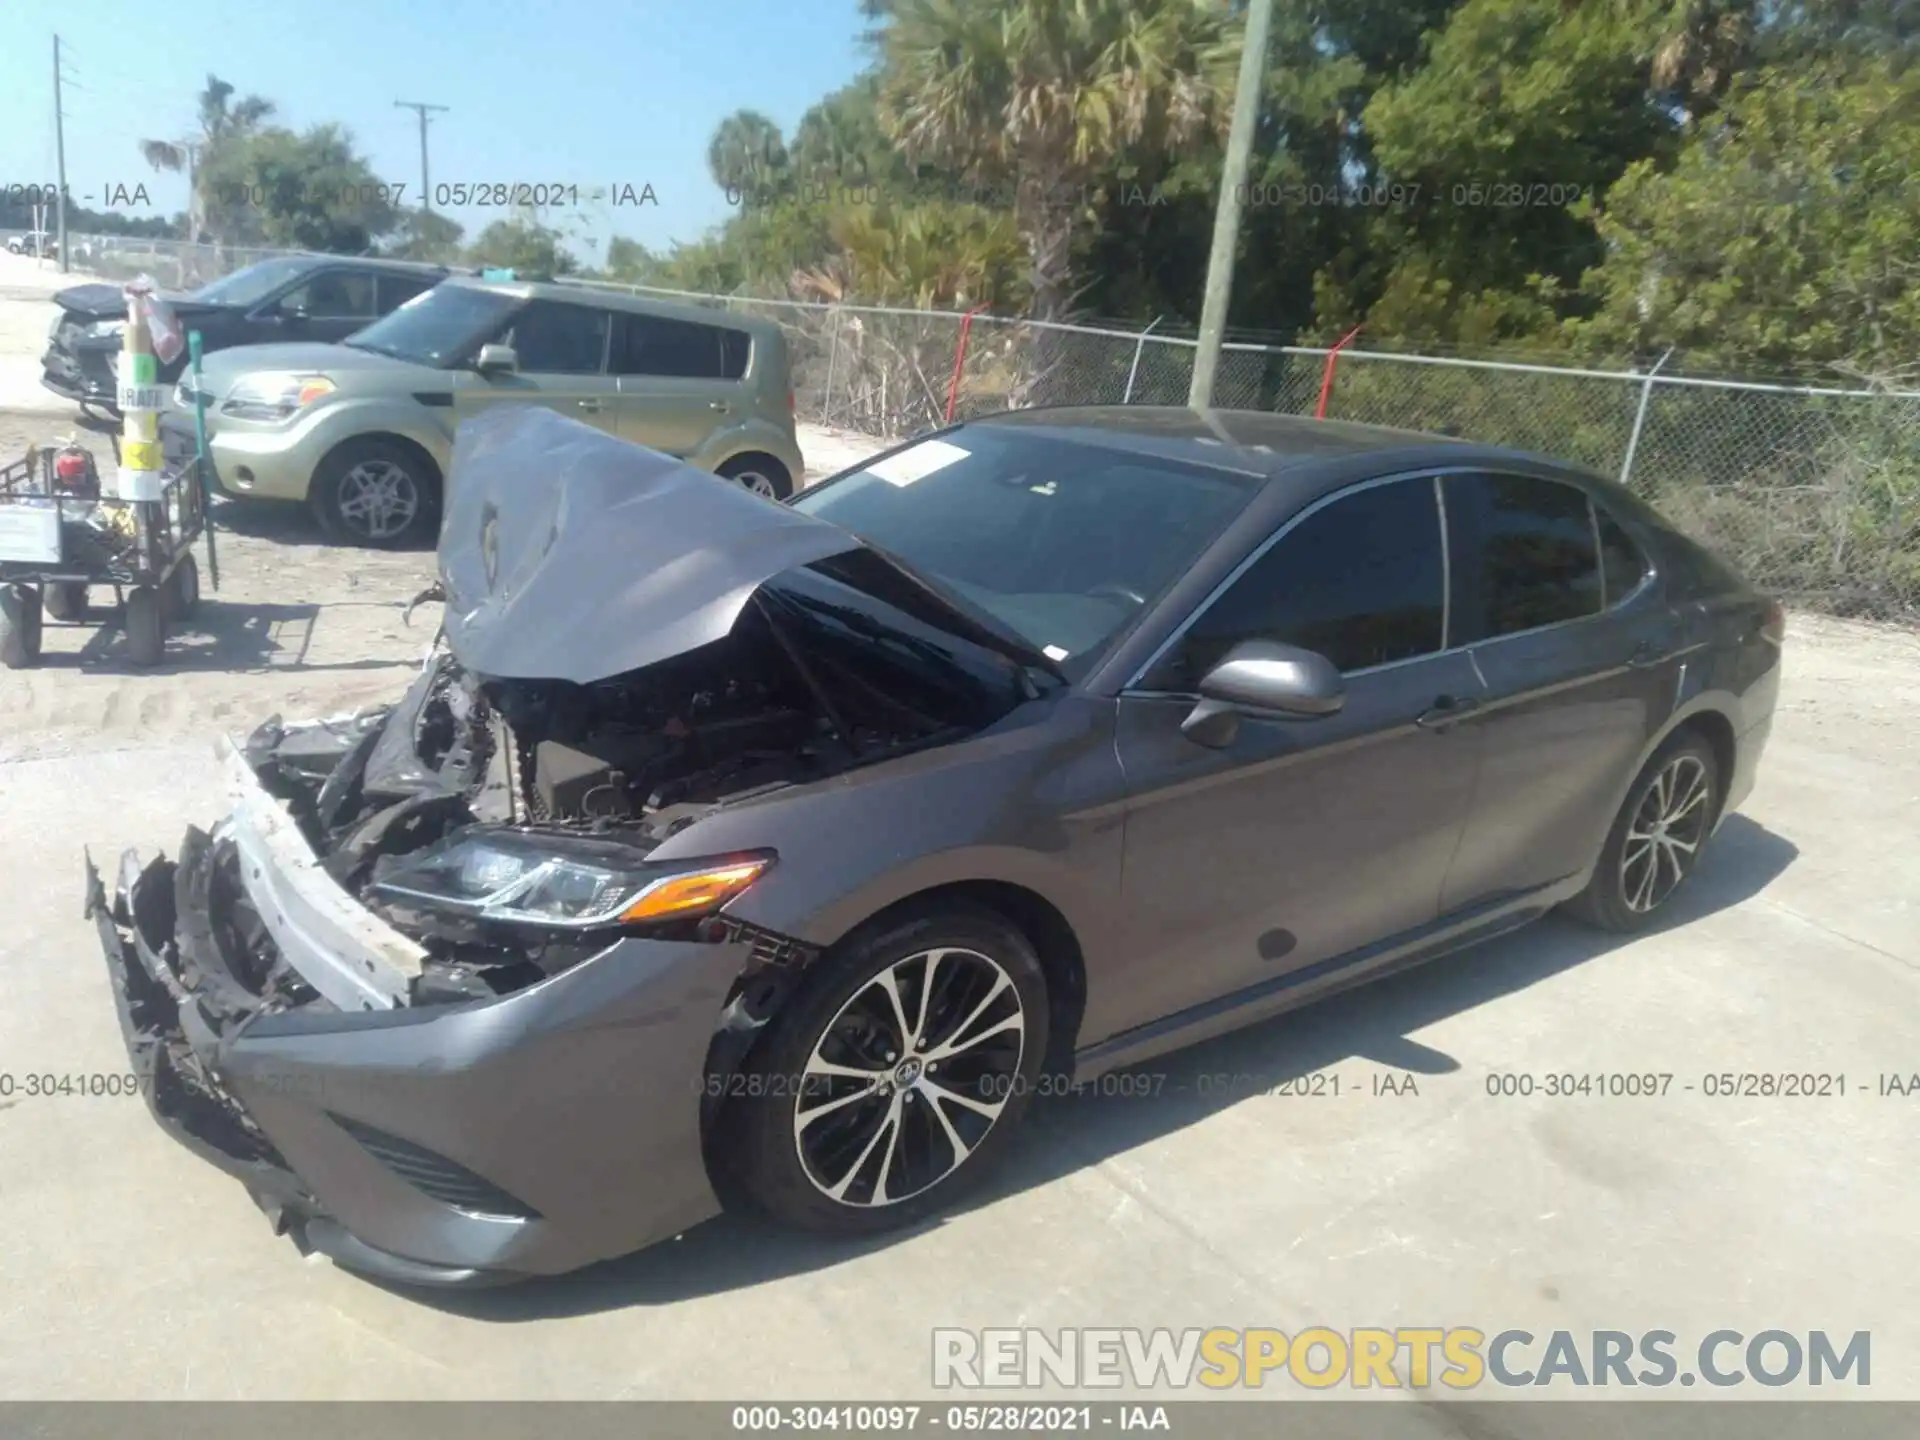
left=394, top=100, right=450, bottom=211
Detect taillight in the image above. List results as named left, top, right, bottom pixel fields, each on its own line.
left=1760, top=599, right=1785, bottom=645
left=787, top=388, right=796, bottom=413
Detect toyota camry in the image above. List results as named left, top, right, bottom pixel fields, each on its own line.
left=86, top=403, right=1780, bottom=1287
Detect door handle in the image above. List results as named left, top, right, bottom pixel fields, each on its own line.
left=708, top=401, right=729, bottom=412
left=1628, top=640, right=1671, bottom=669
left=1415, top=695, right=1481, bottom=729
left=576, top=398, right=604, bottom=413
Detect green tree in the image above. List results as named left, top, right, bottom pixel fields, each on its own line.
left=1566, top=54, right=1920, bottom=373
left=198, top=123, right=401, bottom=252
left=870, top=0, right=1237, bottom=319
left=465, top=214, right=579, bottom=276
left=380, top=208, right=466, bottom=263
left=707, top=109, right=793, bottom=204
left=138, top=74, right=276, bottom=243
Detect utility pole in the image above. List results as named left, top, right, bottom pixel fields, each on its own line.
left=1188, top=0, right=1276, bottom=409
left=53, top=35, right=71, bottom=272
left=394, top=101, right=449, bottom=211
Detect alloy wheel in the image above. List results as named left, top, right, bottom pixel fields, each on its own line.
left=1620, top=753, right=1713, bottom=914
left=735, top=470, right=779, bottom=499
left=792, top=947, right=1026, bottom=1208
left=335, top=460, right=420, bottom=541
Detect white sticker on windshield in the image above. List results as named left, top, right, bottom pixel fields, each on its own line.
left=1043, top=645, right=1070, bottom=662
left=864, top=438, right=970, bottom=487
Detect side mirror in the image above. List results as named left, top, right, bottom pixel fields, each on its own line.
left=1180, top=639, right=1345, bottom=747
left=475, top=343, right=518, bottom=374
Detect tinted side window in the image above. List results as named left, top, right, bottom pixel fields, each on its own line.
left=1153, top=478, right=1446, bottom=686
left=506, top=301, right=611, bottom=375
left=1597, top=506, right=1650, bottom=606
left=377, top=274, right=437, bottom=313
left=613, top=314, right=724, bottom=378
left=1445, top=473, right=1601, bottom=641
left=281, top=270, right=376, bottom=319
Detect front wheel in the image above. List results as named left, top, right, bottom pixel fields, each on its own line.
left=1565, top=734, right=1720, bottom=932
left=310, top=439, right=440, bottom=548
left=726, top=905, right=1049, bottom=1236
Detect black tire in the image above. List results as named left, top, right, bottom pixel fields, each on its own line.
left=726, top=904, right=1049, bottom=1237
left=43, top=581, right=88, bottom=623
left=123, top=585, right=165, bottom=668
left=309, top=438, right=441, bottom=548
left=1564, top=732, right=1721, bottom=933
left=160, top=553, right=199, bottom=621
left=0, top=584, right=44, bottom=669
left=717, top=454, right=794, bottom=501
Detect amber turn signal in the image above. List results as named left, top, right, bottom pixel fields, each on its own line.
left=618, top=859, right=770, bottom=923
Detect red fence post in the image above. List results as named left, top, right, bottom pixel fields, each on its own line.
left=1315, top=325, right=1364, bottom=420
left=945, top=304, right=990, bottom=423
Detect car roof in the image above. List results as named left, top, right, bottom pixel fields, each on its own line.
left=961, top=404, right=1605, bottom=501
left=294, top=254, right=449, bottom=277
left=439, top=275, right=780, bottom=336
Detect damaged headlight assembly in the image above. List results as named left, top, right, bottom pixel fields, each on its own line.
left=368, top=828, right=774, bottom=932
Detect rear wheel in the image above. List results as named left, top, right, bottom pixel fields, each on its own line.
left=1565, top=734, right=1720, bottom=932
left=161, top=553, right=200, bottom=621
left=717, top=454, right=794, bottom=501
left=727, top=905, right=1048, bottom=1236
left=0, top=584, right=44, bottom=669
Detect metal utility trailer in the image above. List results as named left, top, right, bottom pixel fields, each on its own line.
left=0, top=442, right=212, bottom=670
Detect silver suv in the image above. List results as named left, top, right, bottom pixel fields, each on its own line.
left=164, top=278, right=806, bottom=546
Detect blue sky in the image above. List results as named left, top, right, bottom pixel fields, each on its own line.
left=0, top=0, right=873, bottom=262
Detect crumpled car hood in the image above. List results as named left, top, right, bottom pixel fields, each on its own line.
left=439, top=405, right=861, bottom=684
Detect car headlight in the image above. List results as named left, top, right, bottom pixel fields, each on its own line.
left=220, top=371, right=337, bottom=422
left=87, top=319, right=125, bottom=340
left=368, top=829, right=774, bottom=930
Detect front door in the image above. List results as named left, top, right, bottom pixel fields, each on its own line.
left=454, top=298, right=622, bottom=438
left=1107, top=474, right=1486, bottom=1037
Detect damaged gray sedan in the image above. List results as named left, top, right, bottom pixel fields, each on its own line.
left=86, top=403, right=1778, bottom=1286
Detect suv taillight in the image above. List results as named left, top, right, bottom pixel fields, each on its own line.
left=787, top=389, right=795, bottom=413
left=1761, top=599, right=1786, bottom=645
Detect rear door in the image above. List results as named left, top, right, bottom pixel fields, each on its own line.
left=611, top=312, right=745, bottom=457
left=1436, top=470, right=1681, bottom=911
left=454, top=298, right=621, bottom=437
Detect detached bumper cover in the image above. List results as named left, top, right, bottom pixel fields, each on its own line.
left=84, top=735, right=755, bottom=1286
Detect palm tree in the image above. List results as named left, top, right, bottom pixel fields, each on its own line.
left=706, top=110, right=792, bottom=202
left=872, top=0, right=1237, bottom=320
left=139, top=76, right=275, bottom=243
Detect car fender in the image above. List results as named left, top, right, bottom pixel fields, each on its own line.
left=289, top=397, right=456, bottom=479
left=686, top=416, right=804, bottom=481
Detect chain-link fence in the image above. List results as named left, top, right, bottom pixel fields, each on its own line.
left=31, top=239, right=1915, bottom=620
left=571, top=279, right=1920, bottom=621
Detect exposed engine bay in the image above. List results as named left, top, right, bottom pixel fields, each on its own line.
left=216, top=575, right=1032, bottom=1007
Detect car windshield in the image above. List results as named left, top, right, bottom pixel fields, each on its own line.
left=189, top=257, right=320, bottom=308
left=791, top=428, right=1262, bottom=674
left=343, top=284, right=521, bottom=367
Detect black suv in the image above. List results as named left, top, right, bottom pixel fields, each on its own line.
left=41, top=254, right=449, bottom=417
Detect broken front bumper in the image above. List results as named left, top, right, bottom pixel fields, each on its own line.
left=85, top=737, right=755, bottom=1287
